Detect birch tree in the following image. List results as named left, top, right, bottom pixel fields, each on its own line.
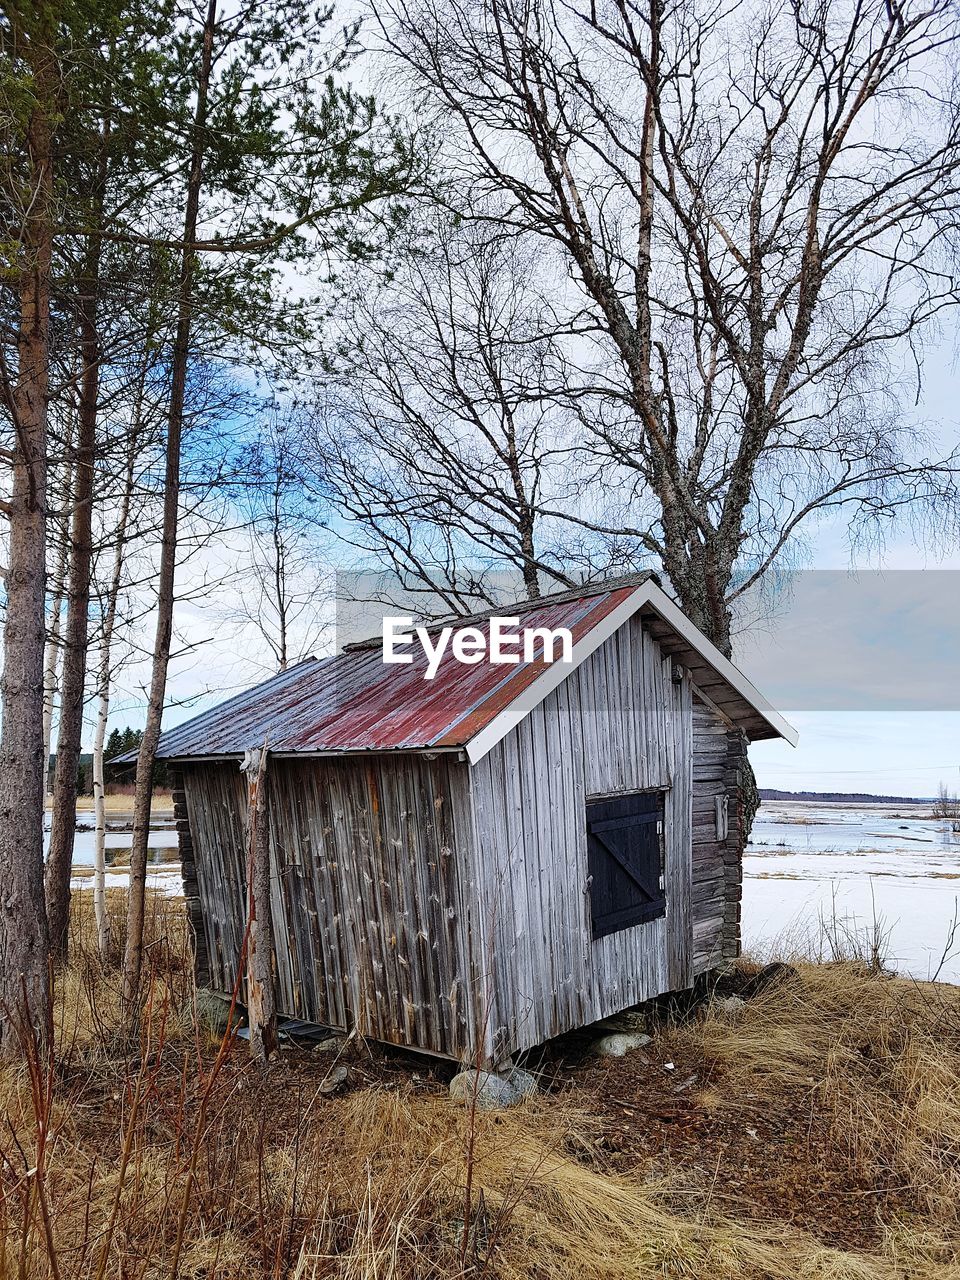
left=314, top=221, right=628, bottom=611
left=381, top=0, right=960, bottom=655
left=90, top=397, right=151, bottom=958
left=228, top=411, right=331, bottom=674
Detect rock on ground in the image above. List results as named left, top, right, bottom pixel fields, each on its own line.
left=505, top=1065, right=538, bottom=1098
left=593, top=1030, right=652, bottom=1058
left=714, top=995, right=746, bottom=1019
left=449, top=1067, right=538, bottom=1109
left=319, top=1065, right=350, bottom=1095
left=598, top=1010, right=649, bottom=1033
left=190, top=989, right=237, bottom=1035
left=312, top=1036, right=345, bottom=1053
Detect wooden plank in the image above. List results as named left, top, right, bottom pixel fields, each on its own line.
left=184, top=752, right=479, bottom=1060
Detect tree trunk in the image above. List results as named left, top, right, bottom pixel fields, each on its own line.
left=42, top=431, right=74, bottom=794
left=45, top=80, right=114, bottom=963
left=665, top=552, right=763, bottom=835
left=271, top=486, right=289, bottom=672
left=45, top=284, right=100, bottom=962
left=243, top=748, right=278, bottom=1065
left=122, top=0, right=218, bottom=1011
left=92, top=439, right=136, bottom=960
left=0, top=30, right=56, bottom=1056
left=41, top=560, right=66, bottom=798
left=91, top=688, right=111, bottom=959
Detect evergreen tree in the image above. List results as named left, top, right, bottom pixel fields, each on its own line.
left=1, top=0, right=419, bottom=1040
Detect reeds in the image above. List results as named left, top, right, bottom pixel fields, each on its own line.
left=698, top=962, right=960, bottom=1225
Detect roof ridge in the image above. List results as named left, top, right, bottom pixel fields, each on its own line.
left=341, top=570, right=659, bottom=652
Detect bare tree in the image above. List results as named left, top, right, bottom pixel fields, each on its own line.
left=934, top=782, right=960, bottom=830
left=381, top=0, right=960, bottom=655
left=315, top=222, right=633, bottom=611
left=229, top=411, right=331, bottom=673
left=90, top=416, right=146, bottom=959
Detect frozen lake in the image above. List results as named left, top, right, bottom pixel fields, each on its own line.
left=45, top=811, right=184, bottom=897
left=744, top=802, right=960, bottom=982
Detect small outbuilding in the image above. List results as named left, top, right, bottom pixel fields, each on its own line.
left=153, top=573, right=796, bottom=1064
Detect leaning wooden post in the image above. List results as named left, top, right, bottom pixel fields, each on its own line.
left=241, top=745, right=278, bottom=1064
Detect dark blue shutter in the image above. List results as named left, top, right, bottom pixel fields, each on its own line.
left=586, top=791, right=665, bottom=939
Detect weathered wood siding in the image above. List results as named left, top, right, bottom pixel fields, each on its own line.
left=172, top=767, right=209, bottom=986
left=468, top=615, right=693, bottom=1061
left=691, top=695, right=745, bottom=973
left=180, top=754, right=481, bottom=1059
left=722, top=726, right=748, bottom=963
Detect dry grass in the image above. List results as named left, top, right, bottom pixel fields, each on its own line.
left=3, top=902, right=960, bottom=1278
left=47, top=791, right=174, bottom=815
left=695, top=963, right=960, bottom=1228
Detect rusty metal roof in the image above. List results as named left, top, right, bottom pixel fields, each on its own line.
left=145, top=585, right=638, bottom=760
left=139, top=574, right=796, bottom=763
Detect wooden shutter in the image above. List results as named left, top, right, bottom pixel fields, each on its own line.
left=586, top=790, right=666, bottom=939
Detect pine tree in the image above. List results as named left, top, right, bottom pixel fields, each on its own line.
left=0, top=0, right=61, bottom=1055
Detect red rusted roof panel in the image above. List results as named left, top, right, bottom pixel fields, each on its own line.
left=151, top=587, right=638, bottom=759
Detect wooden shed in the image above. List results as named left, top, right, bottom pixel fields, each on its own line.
left=154, top=574, right=796, bottom=1064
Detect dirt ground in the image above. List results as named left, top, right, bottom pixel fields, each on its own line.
left=543, top=1027, right=914, bottom=1252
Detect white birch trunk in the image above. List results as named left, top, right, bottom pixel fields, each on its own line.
left=91, top=679, right=111, bottom=957
left=91, top=428, right=138, bottom=959
left=41, top=582, right=66, bottom=796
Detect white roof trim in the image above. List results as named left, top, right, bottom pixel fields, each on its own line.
left=646, top=584, right=798, bottom=746
left=464, top=578, right=798, bottom=765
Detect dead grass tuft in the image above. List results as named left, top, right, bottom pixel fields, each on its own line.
left=295, top=1087, right=904, bottom=1280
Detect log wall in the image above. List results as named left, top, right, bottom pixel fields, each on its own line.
left=690, top=695, right=745, bottom=972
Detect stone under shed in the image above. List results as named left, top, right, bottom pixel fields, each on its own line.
left=148, top=573, right=796, bottom=1065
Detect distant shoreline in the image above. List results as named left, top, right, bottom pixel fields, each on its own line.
left=759, top=788, right=931, bottom=804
